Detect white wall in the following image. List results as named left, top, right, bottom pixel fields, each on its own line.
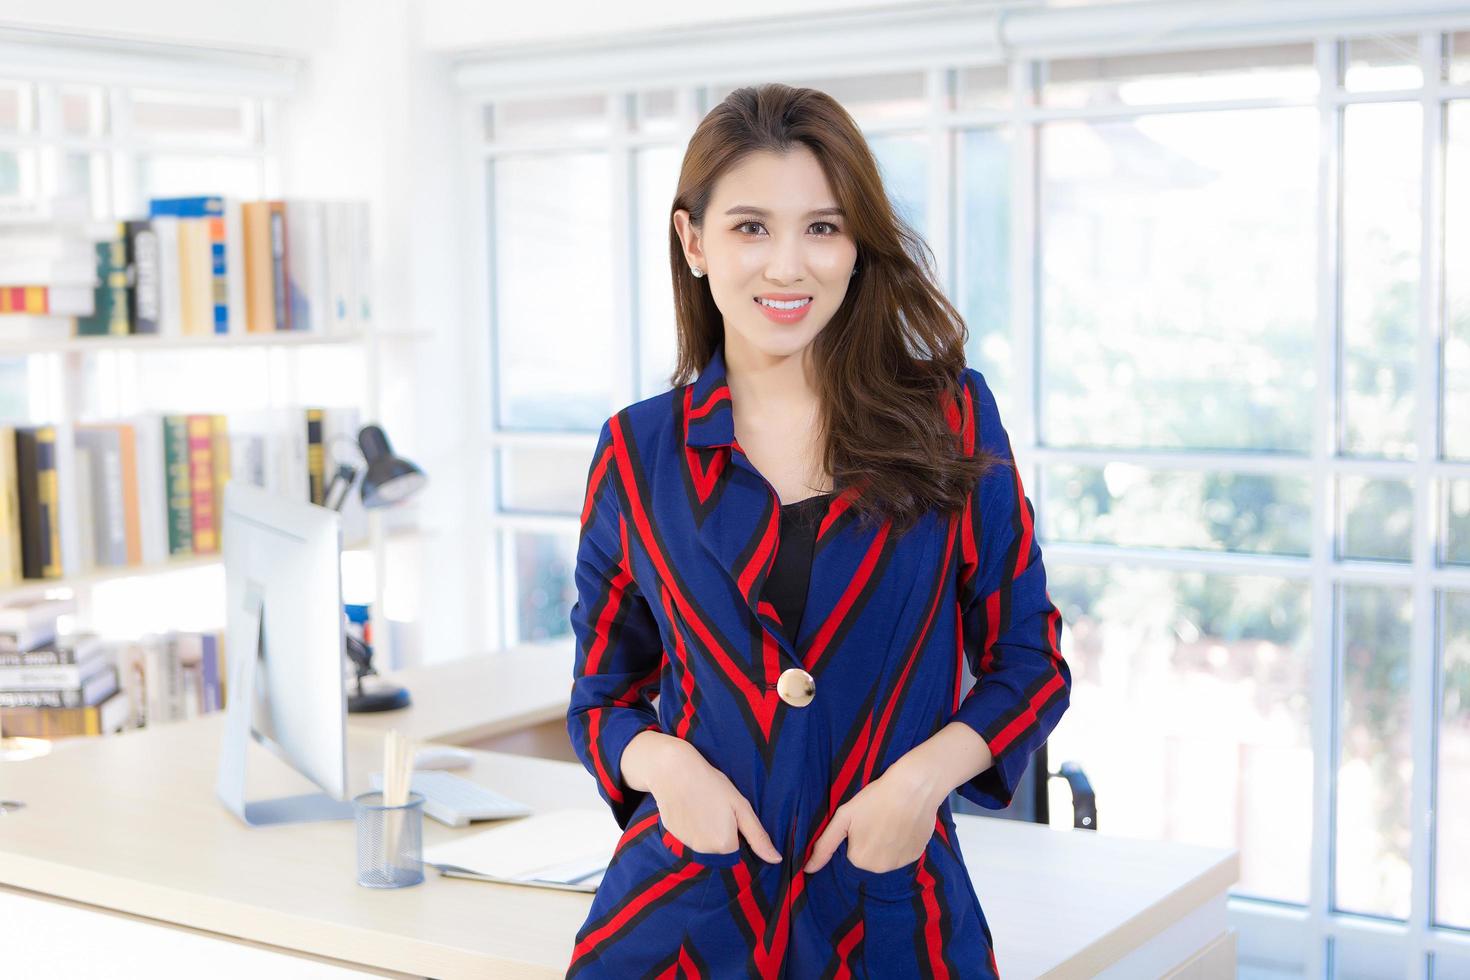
left=416, top=0, right=948, bottom=52
left=272, top=0, right=475, bottom=668
left=0, top=0, right=334, bottom=53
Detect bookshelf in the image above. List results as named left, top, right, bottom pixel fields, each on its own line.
left=0, top=524, right=428, bottom=608
left=0, top=327, right=430, bottom=355
left=0, top=36, right=435, bottom=738
left=0, top=201, right=426, bottom=705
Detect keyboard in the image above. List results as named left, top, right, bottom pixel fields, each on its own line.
left=368, top=770, right=534, bottom=828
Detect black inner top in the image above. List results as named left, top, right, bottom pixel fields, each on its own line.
left=763, top=490, right=836, bottom=649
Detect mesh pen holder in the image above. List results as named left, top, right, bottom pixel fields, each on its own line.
left=353, top=790, right=426, bottom=888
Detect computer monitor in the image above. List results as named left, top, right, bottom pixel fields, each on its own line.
left=215, top=481, right=356, bottom=827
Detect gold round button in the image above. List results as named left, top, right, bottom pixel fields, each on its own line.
left=776, top=667, right=815, bottom=707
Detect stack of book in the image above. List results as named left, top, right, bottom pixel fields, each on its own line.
left=0, top=403, right=365, bottom=585
left=0, top=192, right=371, bottom=339
left=0, top=596, right=127, bottom=738
left=0, top=195, right=99, bottom=322
left=0, top=619, right=232, bottom=740
left=114, top=630, right=229, bottom=730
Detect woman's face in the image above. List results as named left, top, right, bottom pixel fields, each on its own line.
left=675, top=145, right=859, bottom=360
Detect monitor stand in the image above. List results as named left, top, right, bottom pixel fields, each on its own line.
left=215, top=581, right=356, bottom=826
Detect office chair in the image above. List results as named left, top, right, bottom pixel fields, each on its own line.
left=948, top=742, right=1096, bottom=830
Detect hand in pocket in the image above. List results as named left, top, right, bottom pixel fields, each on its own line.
left=650, top=739, right=782, bottom=863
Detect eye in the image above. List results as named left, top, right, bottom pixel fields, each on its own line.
left=734, top=221, right=843, bottom=236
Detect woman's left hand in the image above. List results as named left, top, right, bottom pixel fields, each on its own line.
left=802, top=756, right=942, bottom=875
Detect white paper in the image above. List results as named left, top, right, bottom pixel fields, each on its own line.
left=422, top=808, right=621, bottom=884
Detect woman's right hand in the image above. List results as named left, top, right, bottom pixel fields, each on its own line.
left=622, top=730, right=783, bottom=864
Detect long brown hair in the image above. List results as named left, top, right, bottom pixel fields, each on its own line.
left=667, top=82, right=1004, bottom=535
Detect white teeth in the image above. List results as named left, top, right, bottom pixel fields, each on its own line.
left=757, top=297, right=812, bottom=310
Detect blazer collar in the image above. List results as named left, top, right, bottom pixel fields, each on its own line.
left=679, top=338, right=902, bottom=688
left=684, top=341, right=736, bottom=450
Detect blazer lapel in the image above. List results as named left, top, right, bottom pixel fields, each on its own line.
left=681, top=343, right=890, bottom=674
left=683, top=343, right=778, bottom=635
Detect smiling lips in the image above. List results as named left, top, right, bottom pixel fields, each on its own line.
left=754, top=294, right=813, bottom=323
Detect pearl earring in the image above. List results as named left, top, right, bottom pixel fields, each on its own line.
left=691, top=266, right=705, bottom=278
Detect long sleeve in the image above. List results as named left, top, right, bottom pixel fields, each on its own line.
left=566, top=415, right=666, bottom=829
left=947, top=369, right=1071, bottom=811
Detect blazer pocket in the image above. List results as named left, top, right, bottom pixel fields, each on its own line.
left=832, top=837, right=923, bottom=902
left=654, top=815, right=745, bottom=869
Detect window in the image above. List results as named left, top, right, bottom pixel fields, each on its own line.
left=490, top=149, right=615, bottom=430
left=0, top=80, right=272, bottom=221
left=469, top=23, right=1470, bottom=972
left=1039, top=107, right=1318, bottom=452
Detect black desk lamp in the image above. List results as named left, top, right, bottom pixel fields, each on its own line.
left=324, top=423, right=426, bottom=713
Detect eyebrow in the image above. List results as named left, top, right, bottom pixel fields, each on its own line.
left=724, top=205, right=847, bottom=219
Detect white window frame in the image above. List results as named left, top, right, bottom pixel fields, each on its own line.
left=454, top=5, right=1470, bottom=976
left=0, top=31, right=291, bottom=217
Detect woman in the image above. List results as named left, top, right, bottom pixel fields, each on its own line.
left=565, top=83, right=1070, bottom=979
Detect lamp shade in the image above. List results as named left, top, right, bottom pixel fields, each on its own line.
left=357, top=424, right=426, bottom=508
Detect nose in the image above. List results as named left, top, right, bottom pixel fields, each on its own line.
left=763, top=231, right=808, bottom=286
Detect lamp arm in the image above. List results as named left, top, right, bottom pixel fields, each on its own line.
left=322, top=463, right=359, bottom=512
left=323, top=433, right=367, bottom=512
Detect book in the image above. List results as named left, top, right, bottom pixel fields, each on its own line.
left=176, top=631, right=202, bottom=721
left=152, top=215, right=182, bottom=337
left=0, top=284, right=94, bottom=316
left=242, top=201, right=276, bottom=333
left=285, top=199, right=322, bottom=332
left=114, top=639, right=148, bottom=728
left=130, top=412, right=167, bottom=564
left=149, top=196, right=232, bottom=337
left=74, top=426, right=124, bottom=567
left=210, top=414, right=230, bottom=547
left=124, top=218, right=160, bottom=334
left=306, top=407, right=325, bottom=505
left=0, top=596, right=74, bottom=651
left=75, top=230, right=129, bottom=336
left=270, top=201, right=290, bottom=331
left=0, top=640, right=103, bottom=669
left=0, top=687, right=130, bottom=738
left=187, top=414, right=216, bottom=552
left=164, top=414, right=193, bottom=556
left=160, top=634, right=183, bottom=723
left=177, top=217, right=213, bottom=335
left=0, top=638, right=110, bottom=689
left=147, top=196, right=226, bottom=219
left=222, top=198, right=247, bottom=336
left=15, top=425, right=63, bottom=579
left=74, top=441, right=96, bottom=571
left=201, top=632, right=221, bottom=712
left=114, top=422, right=143, bottom=564
left=0, top=661, right=117, bottom=708
left=0, top=427, right=24, bottom=586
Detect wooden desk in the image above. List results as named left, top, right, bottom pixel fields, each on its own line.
left=347, top=640, right=577, bottom=762
left=0, top=652, right=1239, bottom=978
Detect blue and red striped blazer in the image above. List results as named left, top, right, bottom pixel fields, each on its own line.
left=564, top=341, right=1070, bottom=979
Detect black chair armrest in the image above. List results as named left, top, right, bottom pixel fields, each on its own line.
left=1053, top=760, right=1096, bottom=831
